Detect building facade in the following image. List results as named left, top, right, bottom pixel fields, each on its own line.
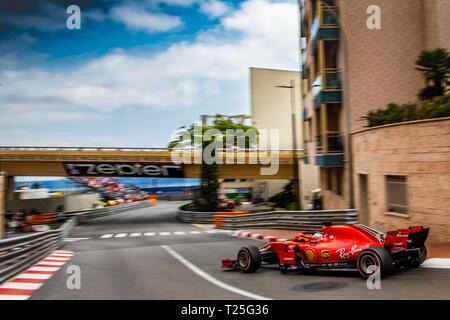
left=250, top=67, right=319, bottom=208
left=299, top=0, right=449, bottom=241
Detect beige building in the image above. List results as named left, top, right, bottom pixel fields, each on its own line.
left=300, top=0, right=449, bottom=241
left=206, top=67, right=320, bottom=206
left=250, top=67, right=319, bottom=207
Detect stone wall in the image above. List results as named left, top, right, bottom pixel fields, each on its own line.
left=352, top=118, right=450, bottom=242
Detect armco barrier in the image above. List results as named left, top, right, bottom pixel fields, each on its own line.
left=219, top=209, right=358, bottom=230
left=0, top=229, right=61, bottom=284
left=178, top=205, right=358, bottom=230
left=0, top=200, right=152, bottom=284
left=214, top=212, right=250, bottom=229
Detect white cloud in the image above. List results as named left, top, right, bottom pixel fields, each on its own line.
left=199, top=0, right=232, bottom=18
left=110, top=5, right=183, bottom=33
left=0, top=0, right=299, bottom=145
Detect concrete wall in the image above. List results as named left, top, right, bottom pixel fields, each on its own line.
left=352, top=118, right=450, bottom=242
left=6, top=192, right=100, bottom=214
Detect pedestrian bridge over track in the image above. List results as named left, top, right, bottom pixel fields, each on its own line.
left=0, top=146, right=304, bottom=180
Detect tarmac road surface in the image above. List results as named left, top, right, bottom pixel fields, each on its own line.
left=25, top=201, right=450, bottom=300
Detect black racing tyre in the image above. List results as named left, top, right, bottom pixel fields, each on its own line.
left=357, top=246, right=393, bottom=279
left=237, top=246, right=261, bottom=273
left=412, top=246, right=427, bottom=267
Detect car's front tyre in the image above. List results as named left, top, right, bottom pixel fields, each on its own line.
left=237, top=246, right=261, bottom=273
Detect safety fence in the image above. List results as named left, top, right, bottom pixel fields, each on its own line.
left=178, top=206, right=358, bottom=231
left=0, top=200, right=152, bottom=284
left=217, top=209, right=358, bottom=230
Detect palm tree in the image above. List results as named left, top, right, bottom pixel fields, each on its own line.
left=415, top=48, right=450, bottom=101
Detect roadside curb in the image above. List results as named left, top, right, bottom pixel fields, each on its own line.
left=230, top=230, right=288, bottom=242
left=0, top=250, right=74, bottom=300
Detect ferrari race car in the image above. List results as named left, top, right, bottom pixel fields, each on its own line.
left=222, top=224, right=429, bottom=278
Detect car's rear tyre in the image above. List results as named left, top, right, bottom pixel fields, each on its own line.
left=237, top=246, right=261, bottom=273
left=357, top=246, right=392, bottom=279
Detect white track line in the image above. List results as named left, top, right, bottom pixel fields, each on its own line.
left=174, top=232, right=186, bottom=235
left=129, top=233, right=142, bottom=237
left=115, top=233, right=127, bottom=238
left=159, top=232, right=171, bottom=236
left=161, top=245, right=271, bottom=301
left=38, top=261, right=65, bottom=266
left=101, top=234, right=113, bottom=239
left=28, top=267, right=59, bottom=272
left=12, top=273, right=52, bottom=280
left=144, top=232, right=156, bottom=236
left=0, top=294, right=29, bottom=300
left=189, top=231, right=202, bottom=234
left=0, top=282, right=43, bottom=290
left=420, top=258, right=450, bottom=269
left=46, top=257, right=71, bottom=261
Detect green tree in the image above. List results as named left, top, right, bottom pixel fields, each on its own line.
left=168, top=118, right=258, bottom=212
left=361, top=93, right=450, bottom=127
left=415, top=48, right=450, bottom=101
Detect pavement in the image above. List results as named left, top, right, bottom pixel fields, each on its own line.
left=2, top=201, right=449, bottom=300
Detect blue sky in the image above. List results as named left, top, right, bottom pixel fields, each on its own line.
left=0, top=0, right=299, bottom=148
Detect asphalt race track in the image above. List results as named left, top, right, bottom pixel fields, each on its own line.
left=28, top=201, right=450, bottom=300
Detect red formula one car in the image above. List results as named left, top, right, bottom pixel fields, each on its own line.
left=222, top=224, right=429, bottom=278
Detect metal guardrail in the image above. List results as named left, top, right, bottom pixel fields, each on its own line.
left=0, top=200, right=152, bottom=284
left=178, top=206, right=358, bottom=230
left=0, top=230, right=60, bottom=283
left=219, top=210, right=358, bottom=230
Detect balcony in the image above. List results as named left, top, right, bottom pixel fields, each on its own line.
left=310, top=6, right=340, bottom=53
left=315, top=132, right=344, bottom=166
left=312, top=70, right=342, bottom=108
left=316, top=132, right=343, bottom=153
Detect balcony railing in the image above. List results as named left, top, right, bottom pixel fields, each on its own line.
left=310, top=5, right=340, bottom=52
left=316, top=132, right=344, bottom=153
left=327, top=134, right=344, bottom=153
left=312, top=69, right=341, bottom=96
left=321, top=6, right=339, bottom=26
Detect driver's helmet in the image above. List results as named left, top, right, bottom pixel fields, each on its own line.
left=313, top=233, right=322, bottom=239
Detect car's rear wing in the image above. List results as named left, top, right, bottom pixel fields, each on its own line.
left=384, top=226, right=430, bottom=251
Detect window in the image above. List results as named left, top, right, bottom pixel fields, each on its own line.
left=386, top=175, right=408, bottom=214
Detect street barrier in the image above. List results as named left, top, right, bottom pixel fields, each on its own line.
left=219, top=209, right=358, bottom=230
left=0, top=200, right=152, bottom=284
left=178, top=205, right=358, bottom=230
left=0, top=229, right=61, bottom=284
left=214, top=212, right=250, bottom=229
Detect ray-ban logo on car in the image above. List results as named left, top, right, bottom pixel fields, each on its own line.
left=64, top=162, right=184, bottom=178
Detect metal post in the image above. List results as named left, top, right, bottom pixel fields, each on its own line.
left=290, top=80, right=301, bottom=207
